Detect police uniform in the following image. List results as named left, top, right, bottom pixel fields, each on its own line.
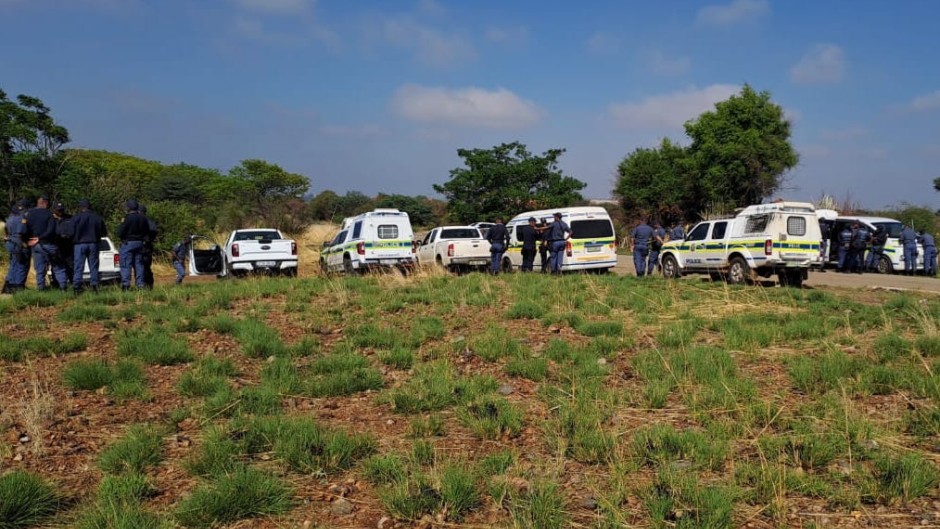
left=71, top=199, right=108, bottom=292
left=899, top=226, right=918, bottom=275
left=648, top=223, right=666, bottom=275
left=866, top=227, right=888, bottom=272
left=546, top=214, right=571, bottom=274
left=631, top=221, right=654, bottom=277
left=518, top=219, right=540, bottom=272
left=139, top=204, right=158, bottom=288
left=171, top=237, right=191, bottom=284
left=849, top=225, right=871, bottom=274
left=24, top=200, right=69, bottom=291
left=921, top=232, right=936, bottom=276
left=117, top=200, right=151, bottom=289
left=669, top=224, right=685, bottom=241
left=53, top=204, right=74, bottom=289
left=837, top=226, right=853, bottom=272
left=485, top=221, right=510, bottom=274
left=3, top=202, right=31, bottom=293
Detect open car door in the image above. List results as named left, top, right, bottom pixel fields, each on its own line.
left=189, top=235, right=226, bottom=277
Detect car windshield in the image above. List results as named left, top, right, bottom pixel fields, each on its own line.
left=872, top=222, right=903, bottom=238
left=441, top=228, right=481, bottom=239
left=234, top=230, right=281, bottom=241
left=571, top=220, right=613, bottom=238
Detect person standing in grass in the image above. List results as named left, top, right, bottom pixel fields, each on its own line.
left=546, top=212, right=571, bottom=275
left=70, top=199, right=108, bottom=293
left=668, top=222, right=685, bottom=242
left=139, top=204, right=159, bottom=289
left=630, top=217, right=654, bottom=277
left=2, top=200, right=31, bottom=294
left=117, top=199, right=150, bottom=290
left=849, top=222, right=871, bottom=274
left=518, top=217, right=541, bottom=272
left=171, top=235, right=192, bottom=285
left=537, top=221, right=550, bottom=273
left=24, top=195, right=69, bottom=291
left=486, top=217, right=510, bottom=275
left=648, top=221, right=666, bottom=275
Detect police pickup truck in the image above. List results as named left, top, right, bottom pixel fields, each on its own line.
left=659, top=201, right=823, bottom=287
left=415, top=226, right=490, bottom=272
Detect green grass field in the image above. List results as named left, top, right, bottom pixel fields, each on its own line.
left=1, top=272, right=939, bottom=528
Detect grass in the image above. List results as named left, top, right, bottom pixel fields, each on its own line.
left=0, top=332, right=88, bottom=361
left=507, top=481, right=568, bottom=529
left=457, top=395, right=524, bottom=439
left=388, top=361, right=497, bottom=414
left=63, top=359, right=148, bottom=399
left=117, top=328, right=194, bottom=365
left=99, top=424, right=165, bottom=474
left=0, top=471, right=60, bottom=529
left=306, top=351, right=384, bottom=397
left=865, top=453, right=940, bottom=504
left=175, top=466, right=292, bottom=528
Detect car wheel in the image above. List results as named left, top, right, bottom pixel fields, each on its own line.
left=435, top=255, right=446, bottom=270
left=727, top=256, right=752, bottom=285
left=661, top=255, right=681, bottom=279
left=877, top=255, right=893, bottom=274
left=778, top=269, right=804, bottom=288
left=343, top=255, right=356, bottom=275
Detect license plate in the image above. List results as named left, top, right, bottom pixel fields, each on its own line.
left=587, top=246, right=601, bottom=253
left=470, top=260, right=488, bottom=265
left=257, top=261, right=276, bottom=267
left=380, top=259, right=398, bottom=265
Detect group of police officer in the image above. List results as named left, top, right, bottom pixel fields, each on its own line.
left=629, top=218, right=685, bottom=277
left=2, top=197, right=182, bottom=294
left=485, top=213, right=572, bottom=275
left=833, top=222, right=937, bottom=276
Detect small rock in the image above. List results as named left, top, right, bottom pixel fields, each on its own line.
left=498, top=384, right=515, bottom=396
left=19, top=434, right=31, bottom=444
left=386, top=419, right=395, bottom=426
left=266, top=355, right=276, bottom=363
left=13, top=453, right=23, bottom=461
left=302, top=520, right=312, bottom=529
left=861, top=439, right=879, bottom=450
left=580, top=496, right=598, bottom=510
left=377, top=516, right=391, bottom=529
left=330, top=498, right=354, bottom=515
left=596, top=358, right=607, bottom=366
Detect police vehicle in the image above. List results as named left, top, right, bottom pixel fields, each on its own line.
left=659, top=201, right=823, bottom=287
left=320, top=209, right=415, bottom=274
left=817, top=212, right=924, bottom=273
left=503, top=207, right=617, bottom=273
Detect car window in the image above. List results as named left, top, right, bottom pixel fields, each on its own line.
left=421, top=231, right=432, bottom=245
left=352, top=221, right=363, bottom=239
left=331, top=230, right=347, bottom=246
left=441, top=228, right=481, bottom=239
left=687, top=223, right=710, bottom=241
left=234, top=230, right=280, bottom=241
left=571, top=219, right=614, bottom=238
left=98, top=239, right=110, bottom=252
left=429, top=230, right=437, bottom=243
left=377, top=225, right=399, bottom=239
left=786, top=216, right=807, bottom=236
left=711, top=221, right=728, bottom=240
left=872, top=222, right=903, bottom=238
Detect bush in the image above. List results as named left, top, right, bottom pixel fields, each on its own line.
left=99, top=424, right=165, bottom=475
left=175, top=466, right=292, bottom=528
left=0, top=471, right=60, bottom=529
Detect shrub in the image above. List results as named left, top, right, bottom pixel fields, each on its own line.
left=63, top=359, right=114, bottom=390
left=363, top=454, right=407, bottom=485
left=457, top=396, right=523, bottom=440
left=175, top=466, right=292, bottom=528
left=0, top=471, right=60, bottom=529
left=99, top=424, right=165, bottom=474
left=866, top=453, right=940, bottom=504
left=117, top=329, right=193, bottom=365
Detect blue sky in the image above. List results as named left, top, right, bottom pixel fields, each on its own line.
left=2, top=0, right=939, bottom=209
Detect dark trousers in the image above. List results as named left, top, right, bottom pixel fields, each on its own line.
left=539, top=247, right=549, bottom=272
left=33, top=243, right=69, bottom=290
left=74, top=242, right=100, bottom=288
left=633, top=245, right=649, bottom=276
left=142, top=245, right=154, bottom=287
left=489, top=243, right=505, bottom=274
left=5, top=241, right=30, bottom=287
left=521, top=248, right=537, bottom=271
left=120, top=241, right=146, bottom=288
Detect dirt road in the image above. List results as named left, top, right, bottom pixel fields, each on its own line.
left=612, top=255, right=940, bottom=294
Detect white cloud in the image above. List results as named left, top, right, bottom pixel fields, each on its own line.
left=391, top=84, right=542, bottom=129
left=382, top=17, right=476, bottom=67
left=231, top=0, right=312, bottom=15
left=819, top=126, right=869, bottom=141
left=585, top=32, right=619, bottom=54
left=645, top=50, right=691, bottom=76
left=608, top=84, right=739, bottom=129
left=790, top=44, right=846, bottom=85
left=696, top=0, right=769, bottom=27
left=485, top=25, right=530, bottom=49
left=908, top=90, right=940, bottom=112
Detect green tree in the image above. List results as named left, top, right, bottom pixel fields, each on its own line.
left=374, top=193, right=438, bottom=226
left=228, top=159, right=309, bottom=212
left=434, top=142, right=586, bottom=223
left=878, top=204, right=937, bottom=234
left=55, top=149, right=163, bottom=222
left=308, top=190, right=341, bottom=221
left=0, top=89, right=70, bottom=203
left=933, top=177, right=940, bottom=192
left=685, top=84, right=798, bottom=208
left=335, top=191, right=374, bottom=218
left=614, top=138, right=697, bottom=223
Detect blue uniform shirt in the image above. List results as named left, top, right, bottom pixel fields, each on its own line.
left=922, top=233, right=936, bottom=248
left=900, top=227, right=917, bottom=247
left=669, top=226, right=685, bottom=240
left=632, top=223, right=653, bottom=246
left=839, top=228, right=853, bottom=245
left=71, top=210, right=108, bottom=244
left=547, top=220, right=570, bottom=241
left=23, top=207, right=57, bottom=242
left=5, top=212, right=27, bottom=243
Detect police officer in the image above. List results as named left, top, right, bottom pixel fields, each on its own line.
left=630, top=217, right=654, bottom=277
left=24, top=196, right=69, bottom=291
left=117, top=199, right=150, bottom=290
left=139, top=204, right=159, bottom=289
left=537, top=221, right=549, bottom=273
left=171, top=235, right=192, bottom=285
left=648, top=221, right=666, bottom=275
left=485, top=217, right=510, bottom=275
left=849, top=222, right=871, bottom=274
left=899, top=224, right=918, bottom=275
left=669, top=222, right=685, bottom=241
left=52, top=202, right=75, bottom=289
left=3, top=200, right=31, bottom=294
left=866, top=226, right=888, bottom=273
left=518, top=217, right=540, bottom=272
left=837, top=223, right=853, bottom=272
left=71, top=199, right=108, bottom=293
left=545, top=212, right=571, bottom=275
left=920, top=231, right=936, bottom=277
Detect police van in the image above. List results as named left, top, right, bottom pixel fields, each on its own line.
left=320, top=209, right=415, bottom=274
left=503, top=207, right=617, bottom=273
left=659, top=201, right=823, bottom=287
left=817, top=212, right=923, bottom=273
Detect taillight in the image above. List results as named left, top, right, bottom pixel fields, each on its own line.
left=566, top=241, right=572, bottom=257
left=113, top=254, right=120, bottom=267
left=357, top=242, right=365, bottom=255
left=764, top=239, right=773, bottom=255
left=232, top=243, right=240, bottom=257
left=447, top=243, right=454, bottom=257
left=291, top=241, right=297, bottom=256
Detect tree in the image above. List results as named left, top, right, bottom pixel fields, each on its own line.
left=933, top=177, right=940, bottom=192
left=685, top=84, right=798, bottom=208
left=308, top=190, right=342, bottom=221
left=374, top=193, right=439, bottom=227
left=335, top=191, right=374, bottom=218
left=614, top=138, right=696, bottom=223
left=0, top=89, right=70, bottom=203
left=228, top=159, right=310, bottom=212
left=434, top=142, right=586, bottom=223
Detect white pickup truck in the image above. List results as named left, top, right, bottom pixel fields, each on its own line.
left=189, top=229, right=298, bottom=278
left=416, top=226, right=490, bottom=272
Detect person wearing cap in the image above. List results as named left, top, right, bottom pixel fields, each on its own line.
left=138, top=204, right=159, bottom=288
left=546, top=212, right=571, bottom=275
left=117, top=199, right=150, bottom=290
left=630, top=217, right=654, bottom=277
left=23, top=195, right=69, bottom=291
left=52, top=202, right=75, bottom=289
left=899, top=223, right=918, bottom=275
left=648, top=221, right=667, bottom=275
left=485, top=217, right=510, bottom=275
left=518, top=217, right=541, bottom=272
left=3, top=200, right=31, bottom=294
left=71, top=199, right=108, bottom=293
left=848, top=222, right=871, bottom=274
left=171, top=235, right=192, bottom=285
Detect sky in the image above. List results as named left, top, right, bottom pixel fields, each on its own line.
left=1, top=0, right=939, bottom=210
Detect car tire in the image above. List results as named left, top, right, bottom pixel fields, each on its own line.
left=727, top=256, right=752, bottom=285
left=661, top=255, right=681, bottom=279
left=877, top=255, right=893, bottom=274
left=343, top=255, right=356, bottom=275
left=778, top=269, right=804, bottom=288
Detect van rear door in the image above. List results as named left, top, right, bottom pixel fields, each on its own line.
left=568, top=217, right=617, bottom=269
